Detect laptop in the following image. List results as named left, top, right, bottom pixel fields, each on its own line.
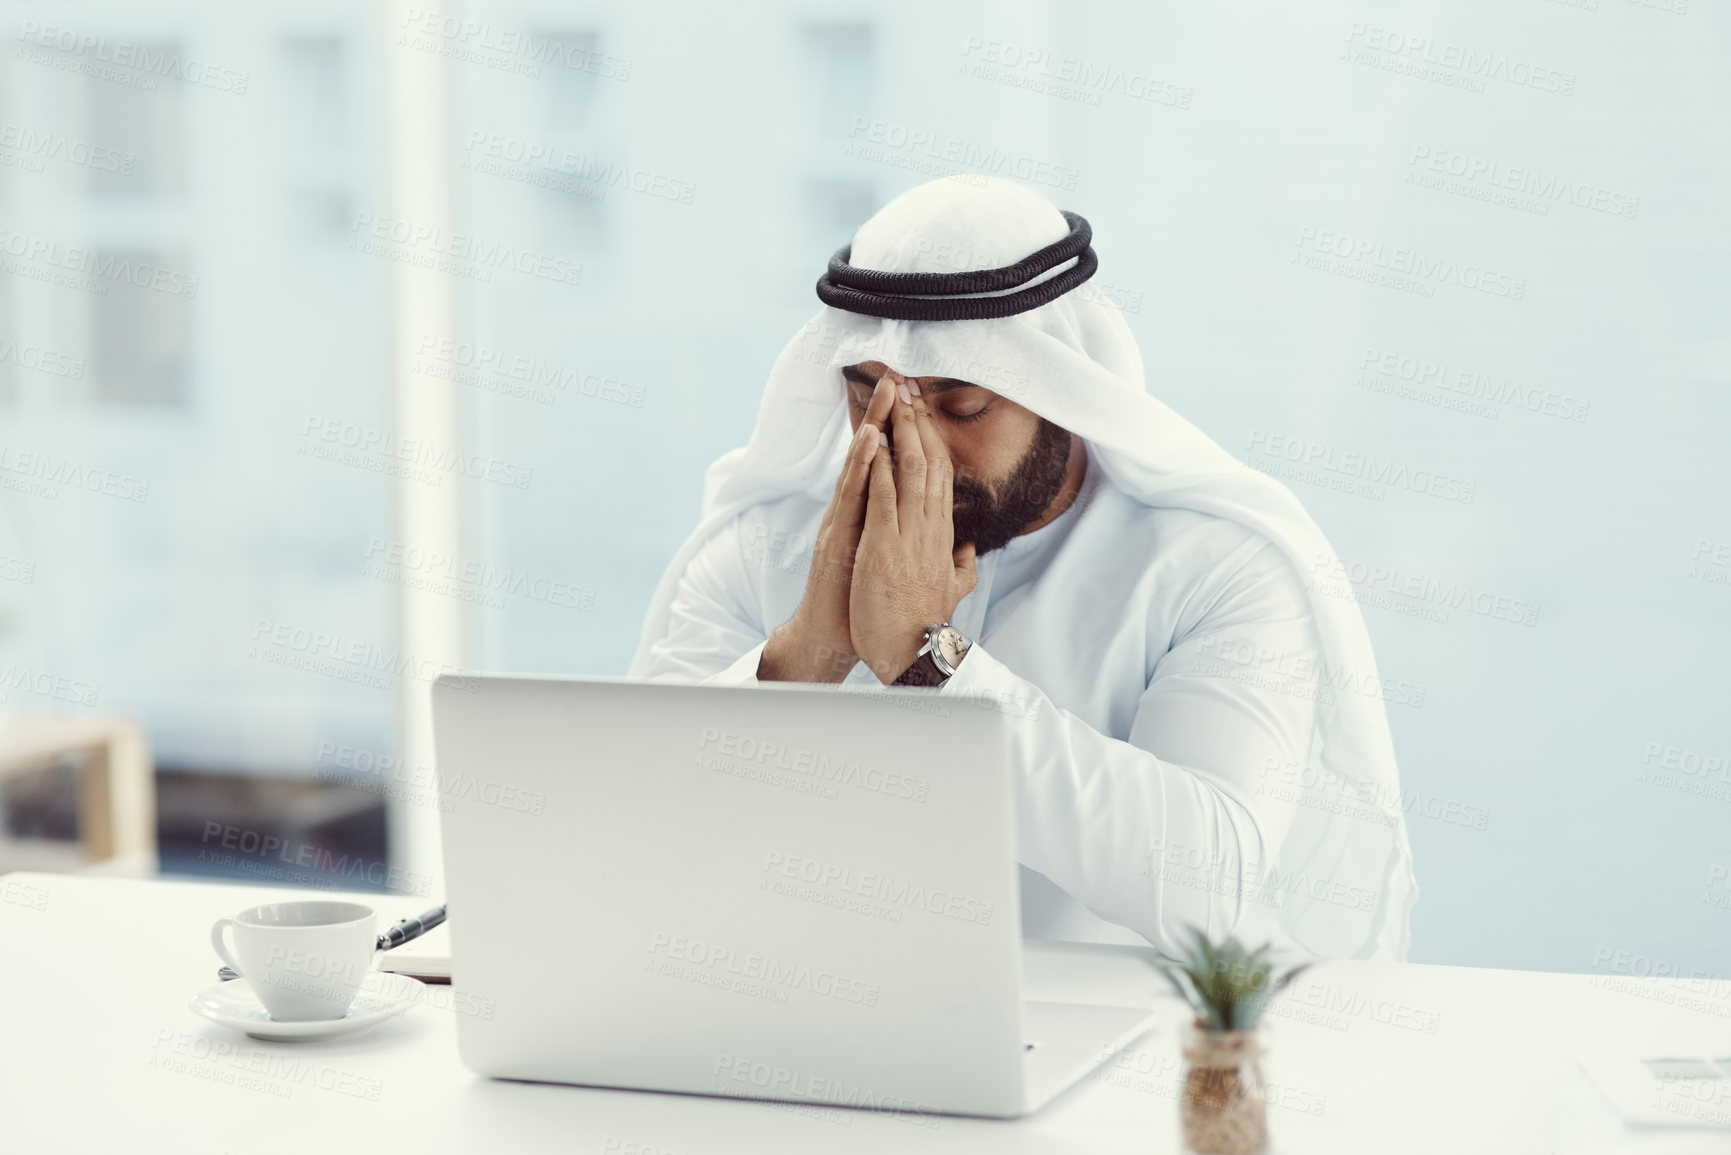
left=430, top=673, right=1158, bottom=1119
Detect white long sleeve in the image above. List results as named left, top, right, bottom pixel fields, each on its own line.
left=636, top=513, right=771, bottom=688
left=633, top=485, right=1326, bottom=954
left=930, top=543, right=1320, bottom=951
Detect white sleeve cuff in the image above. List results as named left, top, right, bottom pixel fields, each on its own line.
left=704, top=638, right=769, bottom=686
left=935, top=643, right=1043, bottom=721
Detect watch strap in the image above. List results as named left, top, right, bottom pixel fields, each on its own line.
left=892, top=622, right=963, bottom=687
left=891, top=650, right=945, bottom=687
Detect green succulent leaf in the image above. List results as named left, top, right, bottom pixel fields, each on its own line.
left=1160, top=966, right=1209, bottom=1023
left=1146, top=929, right=1314, bottom=1032
left=1149, top=948, right=1219, bottom=1028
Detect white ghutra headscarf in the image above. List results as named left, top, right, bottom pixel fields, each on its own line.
left=628, top=176, right=1419, bottom=962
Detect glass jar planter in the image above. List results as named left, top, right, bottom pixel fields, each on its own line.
left=1179, top=1020, right=1267, bottom=1154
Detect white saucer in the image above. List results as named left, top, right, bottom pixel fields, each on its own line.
left=189, top=970, right=424, bottom=1041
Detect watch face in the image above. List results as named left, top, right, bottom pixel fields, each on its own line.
left=935, top=625, right=967, bottom=668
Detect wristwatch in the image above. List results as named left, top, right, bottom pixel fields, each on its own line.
left=892, top=622, right=971, bottom=687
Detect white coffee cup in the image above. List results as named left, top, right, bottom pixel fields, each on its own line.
left=211, top=901, right=377, bottom=1022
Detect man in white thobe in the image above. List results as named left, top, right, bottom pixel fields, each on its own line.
left=629, top=177, right=1417, bottom=962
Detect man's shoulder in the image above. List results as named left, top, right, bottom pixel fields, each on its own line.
left=724, top=491, right=827, bottom=543
left=1093, top=486, right=1283, bottom=575
left=1082, top=492, right=1318, bottom=659
left=1084, top=488, right=1316, bottom=628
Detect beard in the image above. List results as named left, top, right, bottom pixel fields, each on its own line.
left=949, top=416, right=1074, bottom=556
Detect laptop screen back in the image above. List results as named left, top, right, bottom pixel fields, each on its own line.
left=433, top=674, right=1027, bottom=1117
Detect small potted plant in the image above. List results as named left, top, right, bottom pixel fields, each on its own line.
left=1149, top=929, right=1311, bottom=1155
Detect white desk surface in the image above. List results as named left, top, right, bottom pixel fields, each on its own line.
left=3, top=873, right=1727, bottom=1154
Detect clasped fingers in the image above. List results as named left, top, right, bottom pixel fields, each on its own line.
left=888, top=384, right=928, bottom=525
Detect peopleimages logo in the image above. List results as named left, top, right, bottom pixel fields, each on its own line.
left=0, top=876, right=49, bottom=911
left=1307, top=550, right=1541, bottom=628
left=397, top=9, right=633, bottom=80
left=1641, top=741, right=1730, bottom=780
left=412, top=335, right=643, bottom=408
left=1703, top=865, right=1730, bottom=913
left=1190, top=634, right=1429, bottom=709
left=759, top=850, right=994, bottom=926
left=0, top=663, right=100, bottom=708
left=150, top=1031, right=384, bottom=1101
left=1259, top=757, right=1491, bottom=831
left=844, top=117, right=1079, bottom=191
left=298, top=415, right=534, bottom=490
left=1342, top=23, right=1576, bottom=96
left=0, top=337, right=84, bottom=380
left=316, top=741, right=547, bottom=816
left=647, top=931, right=880, bottom=1007
left=1355, top=346, right=1589, bottom=424
left=0, top=122, right=134, bottom=174
left=788, top=316, right=1034, bottom=398
left=908, top=236, right=1146, bottom=314
left=1637, top=738, right=1731, bottom=806
left=957, top=36, right=1193, bottom=110
left=1293, top=227, right=1526, bottom=301
left=710, top=1053, right=937, bottom=1126
left=1405, top=145, right=1640, bottom=220
left=349, top=213, right=584, bottom=287
left=363, top=536, right=597, bottom=612
left=1141, top=837, right=1380, bottom=913
left=1276, top=980, right=1442, bottom=1035
left=0, top=227, right=198, bottom=298
left=462, top=131, right=697, bottom=204
left=0, top=442, right=150, bottom=503
left=16, top=20, right=251, bottom=94
left=247, top=618, right=480, bottom=694
left=696, top=725, right=931, bottom=802
left=1247, top=430, right=1477, bottom=504
left=1687, top=538, right=1731, bottom=590
left=199, top=822, right=433, bottom=896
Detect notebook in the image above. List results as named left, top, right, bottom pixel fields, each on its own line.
left=376, top=921, right=452, bottom=983
left=1575, top=1051, right=1731, bottom=1131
